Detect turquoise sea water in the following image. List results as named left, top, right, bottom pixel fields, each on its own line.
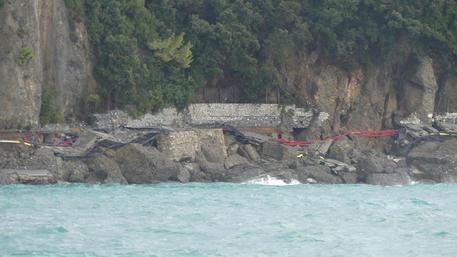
left=1, top=183, right=457, bottom=257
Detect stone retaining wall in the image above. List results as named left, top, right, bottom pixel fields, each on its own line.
left=94, top=104, right=316, bottom=129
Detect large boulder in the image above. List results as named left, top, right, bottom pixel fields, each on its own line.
left=407, top=138, right=457, bottom=183
left=85, top=155, right=127, bottom=184
left=114, top=144, right=179, bottom=183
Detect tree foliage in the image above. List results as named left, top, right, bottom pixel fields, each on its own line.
left=148, top=33, right=193, bottom=68
left=67, top=0, right=457, bottom=112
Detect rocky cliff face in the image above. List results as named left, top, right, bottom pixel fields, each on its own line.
left=0, top=1, right=454, bottom=132
left=275, top=49, right=453, bottom=139
left=0, top=0, right=93, bottom=128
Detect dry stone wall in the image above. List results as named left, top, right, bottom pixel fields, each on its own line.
left=158, top=128, right=226, bottom=161
left=95, top=104, right=316, bottom=130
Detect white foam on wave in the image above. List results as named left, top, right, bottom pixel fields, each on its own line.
left=243, top=175, right=301, bottom=186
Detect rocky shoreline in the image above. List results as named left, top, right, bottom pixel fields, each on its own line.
left=1, top=116, right=457, bottom=186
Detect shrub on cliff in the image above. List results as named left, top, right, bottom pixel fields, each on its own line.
left=15, top=48, right=33, bottom=66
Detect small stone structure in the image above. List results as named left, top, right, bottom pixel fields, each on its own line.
left=158, top=128, right=226, bottom=161
left=93, top=104, right=316, bottom=130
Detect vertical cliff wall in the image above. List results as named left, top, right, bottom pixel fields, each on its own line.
left=0, top=0, right=93, bottom=129
left=0, top=1, right=42, bottom=128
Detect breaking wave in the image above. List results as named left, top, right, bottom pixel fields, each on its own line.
left=243, top=175, right=301, bottom=186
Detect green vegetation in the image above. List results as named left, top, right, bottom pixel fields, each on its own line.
left=0, top=0, right=4, bottom=8
left=84, top=94, right=101, bottom=113
left=67, top=0, right=457, bottom=112
left=40, top=87, right=63, bottom=125
left=64, top=0, right=84, bottom=14
left=15, top=48, right=34, bottom=66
